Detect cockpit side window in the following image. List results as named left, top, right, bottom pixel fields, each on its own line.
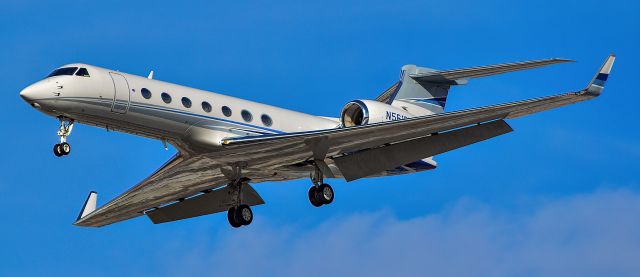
left=75, top=68, right=90, bottom=77
left=47, top=67, right=78, bottom=78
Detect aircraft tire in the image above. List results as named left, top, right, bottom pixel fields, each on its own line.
left=227, top=207, right=242, bottom=228
left=318, top=183, right=334, bottom=205
left=236, top=204, right=253, bottom=226
left=60, top=142, right=71, bottom=155
left=53, top=144, right=63, bottom=157
left=308, top=186, right=323, bottom=207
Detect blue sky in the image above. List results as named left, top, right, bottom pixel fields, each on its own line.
left=1, top=0, right=639, bottom=276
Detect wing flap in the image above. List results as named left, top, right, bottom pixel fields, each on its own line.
left=334, top=120, right=513, bottom=181
left=146, top=184, right=265, bottom=224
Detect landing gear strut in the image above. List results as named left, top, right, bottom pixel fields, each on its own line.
left=225, top=164, right=254, bottom=228
left=53, top=117, right=74, bottom=157
left=308, top=162, right=334, bottom=207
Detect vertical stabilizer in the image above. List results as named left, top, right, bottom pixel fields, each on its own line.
left=388, top=65, right=454, bottom=116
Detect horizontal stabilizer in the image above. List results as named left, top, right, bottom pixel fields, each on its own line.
left=146, top=184, right=265, bottom=224
left=334, top=120, right=513, bottom=181
left=410, top=58, right=573, bottom=84
left=76, top=191, right=98, bottom=221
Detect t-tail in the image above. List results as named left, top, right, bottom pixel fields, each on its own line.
left=375, top=58, right=574, bottom=116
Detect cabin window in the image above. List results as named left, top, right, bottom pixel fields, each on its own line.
left=181, top=97, right=192, bottom=108
left=241, top=110, right=253, bottom=122
left=46, top=67, right=78, bottom=77
left=222, top=106, right=232, bottom=117
left=161, top=92, right=172, bottom=104
left=75, top=68, right=90, bottom=77
left=261, top=114, right=273, bottom=127
left=141, top=88, right=152, bottom=99
left=201, top=101, right=212, bottom=113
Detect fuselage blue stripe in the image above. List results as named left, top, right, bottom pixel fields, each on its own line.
left=54, top=97, right=286, bottom=134
left=128, top=102, right=285, bottom=134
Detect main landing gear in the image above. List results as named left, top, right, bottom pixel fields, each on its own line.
left=228, top=204, right=253, bottom=228
left=53, top=117, right=74, bottom=157
left=308, top=162, right=334, bottom=207
left=225, top=165, right=254, bottom=228
left=309, top=183, right=334, bottom=207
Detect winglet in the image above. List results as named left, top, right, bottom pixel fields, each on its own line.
left=76, top=191, right=98, bottom=221
left=585, top=54, right=616, bottom=96
left=147, top=70, right=154, bottom=79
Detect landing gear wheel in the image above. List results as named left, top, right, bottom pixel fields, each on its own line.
left=236, top=204, right=253, bottom=226
left=318, top=183, right=334, bottom=205
left=53, top=144, right=63, bottom=157
left=308, top=186, right=323, bottom=207
left=227, top=207, right=242, bottom=228
left=60, top=142, right=71, bottom=155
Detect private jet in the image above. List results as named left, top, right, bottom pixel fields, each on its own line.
left=19, top=54, right=615, bottom=228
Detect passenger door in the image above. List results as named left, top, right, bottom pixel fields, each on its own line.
left=109, top=72, right=130, bottom=113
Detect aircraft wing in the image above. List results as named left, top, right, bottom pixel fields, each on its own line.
left=73, top=152, right=268, bottom=227
left=222, top=54, right=615, bottom=179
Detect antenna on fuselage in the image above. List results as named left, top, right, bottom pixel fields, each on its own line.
left=147, top=70, right=154, bottom=79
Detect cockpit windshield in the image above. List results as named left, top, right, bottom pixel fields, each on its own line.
left=75, top=68, right=90, bottom=77
left=47, top=67, right=78, bottom=78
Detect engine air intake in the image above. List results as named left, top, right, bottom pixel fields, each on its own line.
left=341, top=101, right=369, bottom=127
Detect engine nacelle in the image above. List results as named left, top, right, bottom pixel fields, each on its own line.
left=340, top=100, right=415, bottom=127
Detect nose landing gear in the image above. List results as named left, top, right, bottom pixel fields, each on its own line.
left=53, top=117, right=74, bottom=157
left=53, top=142, right=71, bottom=157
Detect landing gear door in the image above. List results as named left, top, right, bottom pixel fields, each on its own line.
left=109, top=72, right=130, bottom=114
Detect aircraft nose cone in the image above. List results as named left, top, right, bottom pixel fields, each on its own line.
left=19, top=85, right=35, bottom=101
left=20, top=82, right=46, bottom=109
